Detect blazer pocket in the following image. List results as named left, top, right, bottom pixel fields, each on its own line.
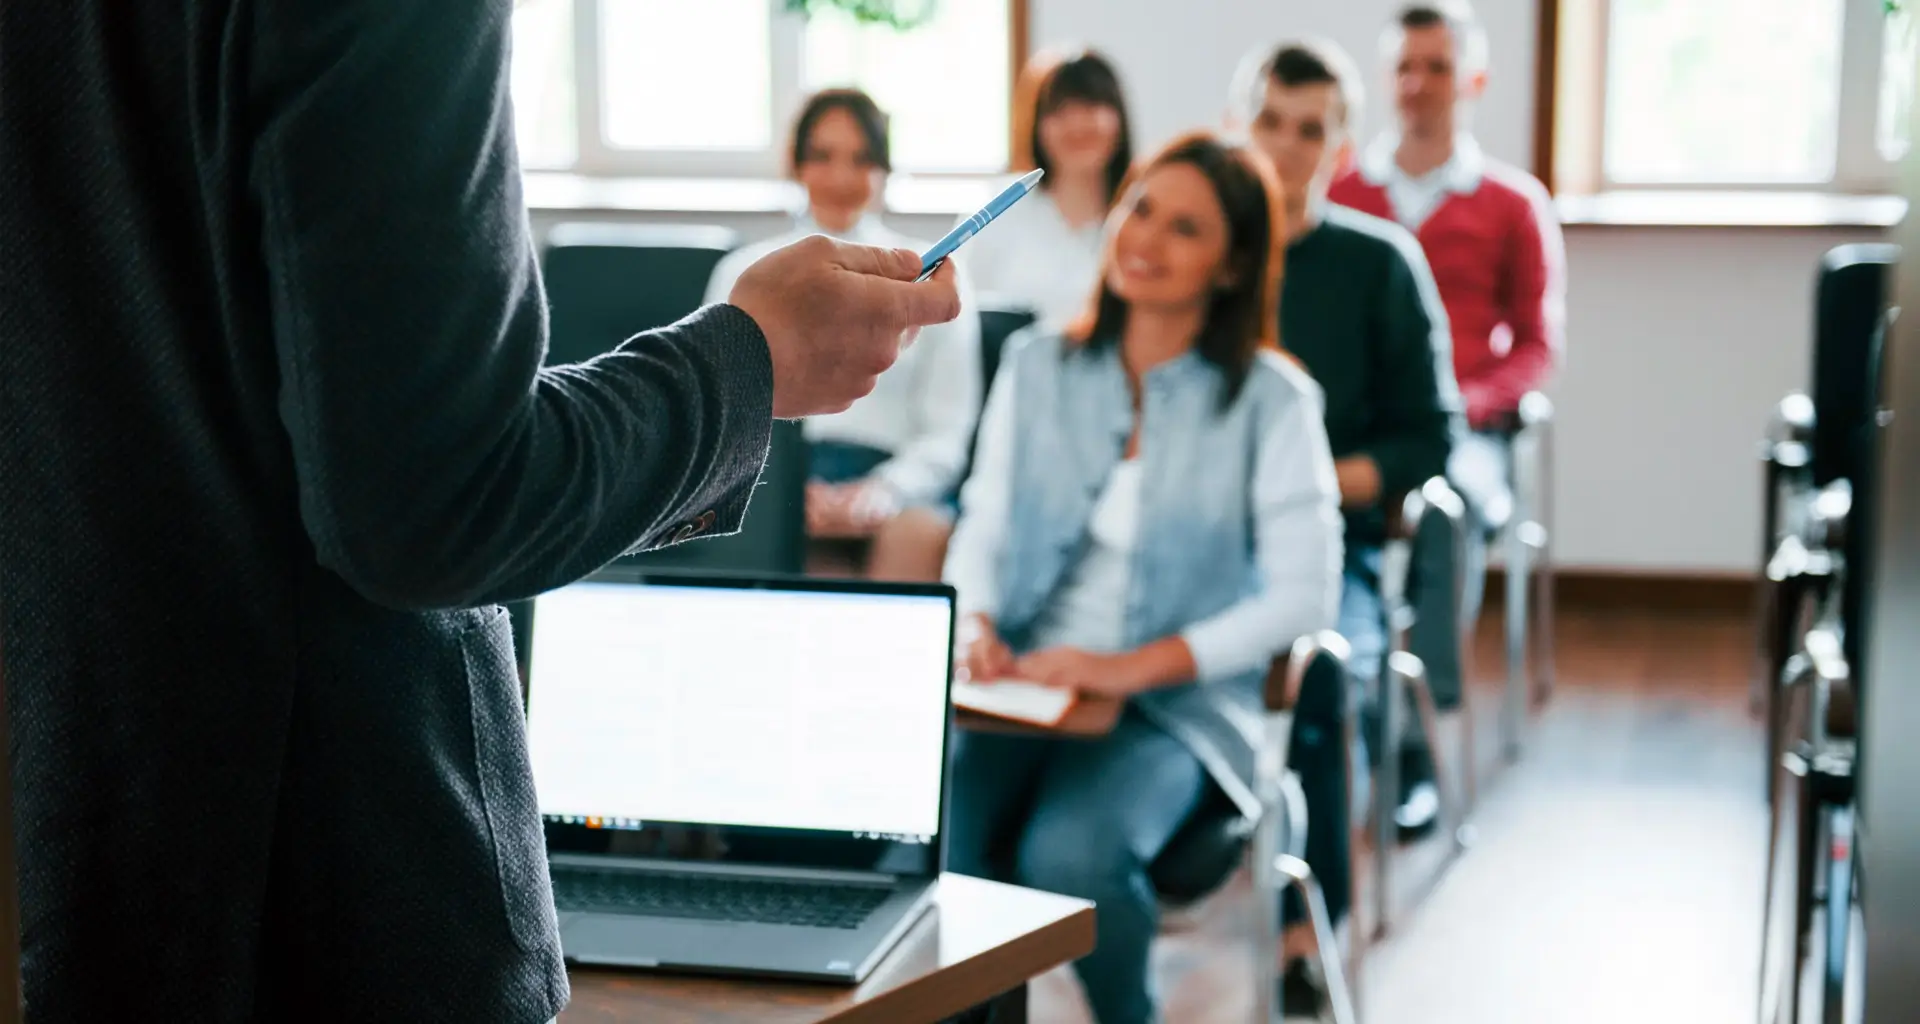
left=460, top=604, right=559, bottom=953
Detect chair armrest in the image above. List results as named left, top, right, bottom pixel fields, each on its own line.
left=1518, top=390, right=1555, bottom=431
left=1384, top=477, right=1467, bottom=543
left=1764, top=393, right=1816, bottom=469
left=1804, top=479, right=1852, bottom=556
left=1801, top=626, right=1857, bottom=743
left=1265, top=630, right=1354, bottom=712
left=1478, top=390, right=1556, bottom=437
left=1385, top=488, right=1419, bottom=543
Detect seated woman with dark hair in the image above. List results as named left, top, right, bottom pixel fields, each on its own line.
left=964, top=46, right=1134, bottom=329
left=705, top=88, right=980, bottom=581
left=942, top=132, right=1342, bottom=1024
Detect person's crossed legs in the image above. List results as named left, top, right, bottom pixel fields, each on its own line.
left=947, top=712, right=1209, bottom=1024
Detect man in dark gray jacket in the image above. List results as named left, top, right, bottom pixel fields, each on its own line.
left=0, top=2, right=959, bottom=1020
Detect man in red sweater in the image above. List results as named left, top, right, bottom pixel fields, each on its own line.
left=1331, top=1, right=1565, bottom=433
left=1329, top=0, right=1566, bottom=836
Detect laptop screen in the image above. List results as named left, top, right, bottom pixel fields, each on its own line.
left=526, top=575, right=954, bottom=853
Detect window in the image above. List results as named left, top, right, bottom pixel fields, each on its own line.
left=1553, top=0, right=1916, bottom=193
left=511, top=0, right=578, bottom=170
left=511, top=0, right=1014, bottom=177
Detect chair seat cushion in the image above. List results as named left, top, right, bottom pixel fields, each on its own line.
left=1149, top=784, right=1254, bottom=906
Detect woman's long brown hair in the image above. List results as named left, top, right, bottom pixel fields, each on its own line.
left=1065, top=131, right=1289, bottom=407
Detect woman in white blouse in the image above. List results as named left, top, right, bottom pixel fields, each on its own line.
left=704, top=89, right=981, bottom=580
left=961, top=48, right=1133, bottom=330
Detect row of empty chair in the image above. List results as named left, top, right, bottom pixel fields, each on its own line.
left=1755, top=243, right=1891, bottom=1024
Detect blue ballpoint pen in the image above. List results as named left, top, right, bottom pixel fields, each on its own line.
left=916, top=168, right=1045, bottom=281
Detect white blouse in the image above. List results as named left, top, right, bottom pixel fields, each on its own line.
left=1026, top=459, right=1142, bottom=654
left=957, top=188, right=1105, bottom=331
left=703, top=215, right=982, bottom=506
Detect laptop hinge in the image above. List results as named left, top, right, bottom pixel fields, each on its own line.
left=547, top=852, right=904, bottom=886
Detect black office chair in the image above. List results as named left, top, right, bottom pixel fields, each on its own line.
left=1754, top=248, right=1894, bottom=1024
left=1147, top=635, right=1359, bottom=1024
left=541, top=222, right=741, bottom=363
left=960, top=307, right=1039, bottom=485
left=1755, top=246, right=1896, bottom=785
left=1809, top=245, right=1897, bottom=488
left=976, top=307, right=1037, bottom=394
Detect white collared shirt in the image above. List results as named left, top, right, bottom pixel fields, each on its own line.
left=954, top=188, right=1105, bottom=330
left=703, top=213, right=982, bottom=506
left=1360, top=132, right=1486, bottom=232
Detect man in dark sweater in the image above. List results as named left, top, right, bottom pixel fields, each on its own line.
left=1229, top=36, right=1462, bottom=1007
left=0, top=3, right=959, bottom=1020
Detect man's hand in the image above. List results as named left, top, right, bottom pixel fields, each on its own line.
left=805, top=480, right=899, bottom=538
left=1334, top=455, right=1382, bottom=508
left=728, top=236, right=962, bottom=420
left=958, top=614, right=1016, bottom=683
left=1013, top=646, right=1142, bottom=699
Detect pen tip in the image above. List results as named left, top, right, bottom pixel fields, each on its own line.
left=1020, top=168, right=1045, bottom=187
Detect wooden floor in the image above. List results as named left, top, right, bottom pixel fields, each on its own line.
left=1026, top=599, right=1765, bottom=1023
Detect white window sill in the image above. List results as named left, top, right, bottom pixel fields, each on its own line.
left=523, top=174, right=1907, bottom=231
left=1555, top=190, right=1905, bottom=229
left=521, top=171, right=1003, bottom=218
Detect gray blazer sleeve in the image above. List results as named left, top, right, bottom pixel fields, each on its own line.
left=247, top=0, right=773, bottom=609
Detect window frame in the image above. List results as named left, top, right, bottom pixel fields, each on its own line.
left=1546, top=0, right=1906, bottom=196
left=542, top=0, right=1024, bottom=180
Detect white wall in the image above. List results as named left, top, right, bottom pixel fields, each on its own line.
left=1025, top=0, right=1885, bottom=573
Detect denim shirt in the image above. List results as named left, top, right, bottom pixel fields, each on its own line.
left=945, top=330, right=1343, bottom=817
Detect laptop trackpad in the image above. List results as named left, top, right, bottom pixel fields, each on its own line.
left=561, top=912, right=744, bottom=967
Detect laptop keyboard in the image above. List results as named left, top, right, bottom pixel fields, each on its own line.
left=550, top=868, right=891, bottom=929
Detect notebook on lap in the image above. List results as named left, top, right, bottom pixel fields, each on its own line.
left=524, top=569, right=957, bottom=983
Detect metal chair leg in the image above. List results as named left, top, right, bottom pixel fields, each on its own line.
left=1339, top=663, right=1367, bottom=1020
left=1531, top=414, right=1557, bottom=708
left=1372, top=653, right=1404, bottom=942
left=1276, top=854, right=1358, bottom=1024
left=1525, top=520, right=1554, bottom=710
left=1501, top=520, right=1529, bottom=763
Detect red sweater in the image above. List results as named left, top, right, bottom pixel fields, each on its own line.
left=1329, top=153, right=1565, bottom=427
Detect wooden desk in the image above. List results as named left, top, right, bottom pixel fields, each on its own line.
left=561, top=873, right=1094, bottom=1023
left=953, top=696, right=1124, bottom=739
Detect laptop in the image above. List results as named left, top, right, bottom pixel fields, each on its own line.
left=523, top=568, right=957, bottom=983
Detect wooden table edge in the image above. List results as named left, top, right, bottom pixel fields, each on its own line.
left=830, top=897, right=1097, bottom=1024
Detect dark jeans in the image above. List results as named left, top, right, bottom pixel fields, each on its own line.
left=948, top=710, right=1208, bottom=1024
left=1282, top=546, right=1385, bottom=929
left=809, top=439, right=892, bottom=485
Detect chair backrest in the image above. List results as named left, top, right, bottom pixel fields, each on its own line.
left=960, top=307, right=1039, bottom=486
left=541, top=222, right=741, bottom=366
left=1811, top=244, right=1899, bottom=486
left=1843, top=306, right=1889, bottom=709
left=976, top=307, right=1038, bottom=397
left=1148, top=641, right=1350, bottom=905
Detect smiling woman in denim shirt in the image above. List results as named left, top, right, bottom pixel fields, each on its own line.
left=941, top=132, right=1343, bottom=1024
